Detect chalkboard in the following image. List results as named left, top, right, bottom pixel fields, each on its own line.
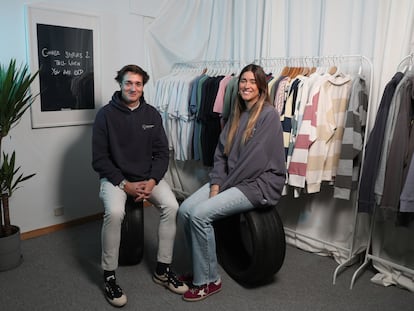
left=36, top=23, right=95, bottom=111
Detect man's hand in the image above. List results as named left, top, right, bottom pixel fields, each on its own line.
left=124, top=179, right=156, bottom=202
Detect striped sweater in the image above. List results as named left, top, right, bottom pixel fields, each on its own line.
left=306, top=73, right=352, bottom=193
left=287, top=73, right=330, bottom=193
left=333, top=76, right=368, bottom=199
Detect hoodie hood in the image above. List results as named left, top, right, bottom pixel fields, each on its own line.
left=110, top=91, right=147, bottom=112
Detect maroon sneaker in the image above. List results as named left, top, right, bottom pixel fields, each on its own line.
left=182, top=278, right=222, bottom=302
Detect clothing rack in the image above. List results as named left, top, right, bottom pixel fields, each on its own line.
left=254, top=55, right=374, bottom=285
left=350, top=53, right=414, bottom=290
left=160, top=56, right=376, bottom=285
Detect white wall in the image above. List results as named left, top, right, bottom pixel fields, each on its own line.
left=0, top=0, right=164, bottom=233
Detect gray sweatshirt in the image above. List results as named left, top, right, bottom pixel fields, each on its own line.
left=210, top=104, right=286, bottom=208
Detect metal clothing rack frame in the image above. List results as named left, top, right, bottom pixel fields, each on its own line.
left=170, top=59, right=245, bottom=75
left=254, top=55, right=374, bottom=285
left=350, top=53, right=414, bottom=290
left=166, top=55, right=375, bottom=285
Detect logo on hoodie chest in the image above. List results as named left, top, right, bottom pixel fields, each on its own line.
left=142, top=124, right=155, bottom=130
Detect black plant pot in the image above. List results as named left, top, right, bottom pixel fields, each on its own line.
left=0, top=225, right=23, bottom=271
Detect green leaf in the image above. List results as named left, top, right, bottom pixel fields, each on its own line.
left=0, top=151, right=35, bottom=197
left=0, top=59, right=39, bottom=137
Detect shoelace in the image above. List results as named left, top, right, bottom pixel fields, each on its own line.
left=166, top=270, right=184, bottom=287
left=106, top=280, right=123, bottom=298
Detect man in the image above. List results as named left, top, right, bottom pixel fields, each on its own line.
left=92, top=64, right=188, bottom=307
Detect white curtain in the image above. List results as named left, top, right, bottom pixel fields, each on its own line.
left=144, top=0, right=272, bottom=83
left=143, top=0, right=414, bottom=292
left=146, top=0, right=414, bottom=124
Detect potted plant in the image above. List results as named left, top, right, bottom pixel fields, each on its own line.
left=0, top=59, right=38, bottom=271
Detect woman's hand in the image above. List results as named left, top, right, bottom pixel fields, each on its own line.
left=209, top=184, right=220, bottom=198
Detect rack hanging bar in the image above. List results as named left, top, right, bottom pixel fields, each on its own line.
left=171, top=59, right=244, bottom=74
left=254, top=54, right=371, bottom=68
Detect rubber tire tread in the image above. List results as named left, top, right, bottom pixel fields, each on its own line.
left=215, top=206, right=286, bottom=286
left=118, top=198, right=144, bottom=266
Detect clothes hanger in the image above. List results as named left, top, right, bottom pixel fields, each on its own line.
left=328, top=65, right=338, bottom=75
left=287, top=66, right=295, bottom=78
left=403, top=55, right=413, bottom=73
left=281, top=66, right=290, bottom=77
left=301, top=66, right=310, bottom=76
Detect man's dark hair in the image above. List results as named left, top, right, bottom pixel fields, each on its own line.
left=115, top=64, right=150, bottom=85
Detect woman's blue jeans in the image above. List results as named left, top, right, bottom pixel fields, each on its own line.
left=178, top=183, right=254, bottom=286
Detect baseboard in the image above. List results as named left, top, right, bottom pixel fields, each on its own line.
left=20, top=201, right=152, bottom=240
left=21, top=213, right=103, bottom=240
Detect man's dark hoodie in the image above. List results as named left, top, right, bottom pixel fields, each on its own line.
left=92, top=91, right=169, bottom=186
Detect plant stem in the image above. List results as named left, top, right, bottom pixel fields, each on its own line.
left=1, top=193, right=12, bottom=236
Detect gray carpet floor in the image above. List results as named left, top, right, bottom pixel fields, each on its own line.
left=0, top=207, right=413, bottom=311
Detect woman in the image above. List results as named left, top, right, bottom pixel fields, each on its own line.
left=178, top=64, right=286, bottom=301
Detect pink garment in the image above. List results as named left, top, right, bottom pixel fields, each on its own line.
left=213, top=75, right=233, bottom=114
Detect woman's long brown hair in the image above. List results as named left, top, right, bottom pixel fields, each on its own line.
left=224, top=64, right=270, bottom=155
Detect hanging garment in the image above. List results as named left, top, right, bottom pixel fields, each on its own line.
left=400, top=154, right=414, bottom=213
left=306, top=73, right=353, bottom=194
left=380, top=72, right=414, bottom=211
left=212, top=75, right=233, bottom=115
left=287, top=73, right=331, bottom=193
left=358, top=72, right=404, bottom=213
left=221, top=76, right=238, bottom=123
left=281, top=77, right=303, bottom=159
left=199, top=76, right=224, bottom=166
left=273, top=76, right=291, bottom=115
left=286, top=72, right=321, bottom=173
left=374, top=71, right=414, bottom=205
left=153, top=70, right=197, bottom=160
left=334, top=76, right=368, bottom=200
left=192, top=74, right=210, bottom=161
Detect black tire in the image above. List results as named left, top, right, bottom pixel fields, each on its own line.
left=118, top=198, right=144, bottom=266
left=214, top=206, right=286, bottom=286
